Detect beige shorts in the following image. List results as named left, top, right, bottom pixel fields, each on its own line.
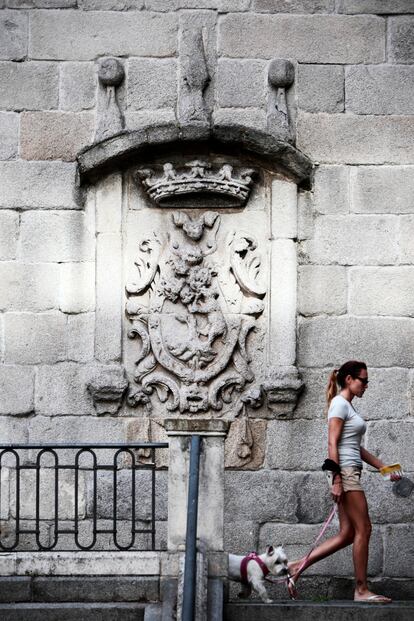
left=340, top=466, right=363, bottom=492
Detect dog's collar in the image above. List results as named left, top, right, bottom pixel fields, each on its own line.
left=240, top=552, right=270, bottom=585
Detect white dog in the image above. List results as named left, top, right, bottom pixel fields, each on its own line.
left=228, top=545, right=289, bottom=603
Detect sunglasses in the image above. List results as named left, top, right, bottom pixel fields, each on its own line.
left=355, top=377, right=369, bottom=385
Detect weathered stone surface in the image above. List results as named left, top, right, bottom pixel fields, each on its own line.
left=36, top=363, right=96, bottom=416
left=313, top=165, right=350, bottom=215
left=259, top=522, right=383, bottom=576
left=338, top=0, right=414, bottom=13
left=30, top=11, right=178, bottom=60
left=0, top=162, right=78, bottom=209
left=388, top=16, right=414, bottom=63
left=224, top=521, right=258, bottom=555
left=298, top=265, right=347, bottom=316
left=399, top=215, right=414, bottom=263
left=224, top=471, right=298, bottom=522
left=78, top=0, right=144, bottom=8
left=346, top=65, right=414, bottom=115
left=20, top=211, right=94, bottom=262
left=0, top=11, right=27, bottom=61
left=125, top=109, right=176, bottom=131
left=67, top=313, right=95, bottom=362
left=218, top=15, right=385, bottom=63
left=351, top=166, right=414, bottom=215
left=8, top=1, right=76, bottom=6
left=266, top=420, right=327, bottom=470
left=366, top=421, right=414, bottom=472
left=87, top=366, right=127, bottom=416
left=146, top=0, right=231, bottom=9
left=216, top=59, right=266, bottom=108
left=384, top=525, right=414, bottom=577
left=299, top=316, right=414, bottom=367
left=297, top=191, right=314, bottom=241
left=27, top=414, right=128, bottom=446
left=59, top=262, right=95, bottom=314
left=271, top=179, right=297, bottom=239
left=20, top=111, right=94, bottom=162
left=60, top=62, right=96, bottom=111
left=0, top=365, right=35, bottom=415
left=218, top=0, right=250, bottom=10
left=0, top=262, right=59, bottom=312
left=127, top=59, right=177, bottom=110
left=349, top=267, right=414, bottom=317
left=0, top=112, right=18, bottom=160
left=0, top=62, right=58, bottom=111
left=298, top=113, right=414, bottom=164
left=296, top=367, right=410, bottom=421
left=302, top=215, right=398, bottom=265
left=96, top=233, right=122, bottom=363
left=224, top=419, right=267, bottom=470
left=253, top=0, right=335, bottom=11
left=0, top=416, right=28, bottom=444
left=212, top=108, right=267, bottom=132
left=269, top=240, right=297, bottom=366
left=32, top=576, right=159, bottom=603
left=0, top=211, right=19, bottom=260
left=4, top=312, right=67, bottom=364
left=297, top=64, right=344, bottom=113
left=363, top=472, right=414, bottom=525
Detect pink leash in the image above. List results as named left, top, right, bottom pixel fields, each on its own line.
left=265, top=504, right=338, bottom=598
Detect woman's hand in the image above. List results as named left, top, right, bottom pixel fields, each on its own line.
left=331, top=478, right=343, bottom=503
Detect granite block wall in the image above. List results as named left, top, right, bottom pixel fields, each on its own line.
left=0, top=0, right=413, bottom=598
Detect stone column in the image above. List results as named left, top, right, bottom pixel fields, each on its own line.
left=165, top=419, right=229, bottom=553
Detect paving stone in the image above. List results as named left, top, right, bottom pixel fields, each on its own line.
left=253, top=0, right=335, bottom=11
left=20, top=211, right=94, bottom=262
left=218, top=15, right=385, bottom=63
left=313, top=165, right=350, bottom=215
left=32, top=576, right=159, bottom=603
left=298, top=265, right=347, bottom=316
left=338, top=0, right=414, bottom=13
left=67, top=313, right=95, bottom=362
left=346, top=65, right=414, bottom=115
left=266, top=420, right=327, bottom=470
left=303, top=214, right=398, bottom=265
left=298, top=112, right=414, bottom=164
left=399, top=215, right=414, bottom=263
left=216, top=59, right=267, bottom=108
left=127, top=59, right=177, bottom=110
left=0, top=262, right=59, bottom=312
left=0, top=112, right=18, bottom=160
left=0, top=577, right=31, bottom=603
left=0, top=162, right=78, bottom=209
left=366, top=421, right=414, bottom=473
left=351, top=166, right=414, bottom=214
left=0, top=10, right=27, bottom=61
left=297, top=64, right=344, bottom=113
left=30, top=10, right=178, bottom=60
left=60, top=62, right=96, bottom=111
left=78, top=0, right=144, bottom=8
left=35, top=363, right=95, bottom=416
left=0, top=61, right=58, bottom=110
left=298, top=316, right=414, bottom=368
left=389, top=16, right=414, bottom=63
left=0, top=365, right=35, bottom=415
left=59, top=262, right=95, bottom=314
left=20, top=111, right=94, bottom=162
left=4, top=312, right=68, bottom=364
left=349, top=267, right=414, bottom=317
left=384, top=524, right=414, bottom=577
left=0, top=211, right=19, bottom=260
left=224, top=471, right=298, bottom=523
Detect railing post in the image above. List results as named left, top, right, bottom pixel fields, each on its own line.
left=182, top=435, right=201, bottom=621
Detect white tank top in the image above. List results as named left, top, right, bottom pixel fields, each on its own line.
left=328, top=395, right=367, bottom=468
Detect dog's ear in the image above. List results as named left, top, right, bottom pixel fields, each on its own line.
left=266, top=545, right=274, bottom=556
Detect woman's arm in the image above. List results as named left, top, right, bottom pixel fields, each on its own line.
left=328, top=417, right=345, bottom=502
left=360, top=446, right=384, bottom=470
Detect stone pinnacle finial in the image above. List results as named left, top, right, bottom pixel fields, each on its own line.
left=95, top=57, right=125, bottom=142
left=267, top=59, right=295, bottom=142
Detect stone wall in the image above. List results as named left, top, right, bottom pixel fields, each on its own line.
left=1, top=0, right=413, bottom=599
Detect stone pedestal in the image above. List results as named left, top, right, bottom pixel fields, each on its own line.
left=165, top=419, right=229, bottom=553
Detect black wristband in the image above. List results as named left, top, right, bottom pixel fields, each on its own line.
left=322, top=459, right=341, bottom=474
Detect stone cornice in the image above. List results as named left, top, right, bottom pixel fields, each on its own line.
left=77, top=123, right=313, bottom=187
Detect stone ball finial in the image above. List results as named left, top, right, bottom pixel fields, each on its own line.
left=268, top=59, right=295, bottom=88
left=98, top=57, right=125, bottom=87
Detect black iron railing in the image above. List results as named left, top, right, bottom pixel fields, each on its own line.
left=0, top=443, right=168, bottom=552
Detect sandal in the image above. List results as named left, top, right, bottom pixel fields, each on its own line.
left=354, top=594, right=392, bottom=604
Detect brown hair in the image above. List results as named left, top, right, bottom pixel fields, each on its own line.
left=325, top=360, right=367, bottom=411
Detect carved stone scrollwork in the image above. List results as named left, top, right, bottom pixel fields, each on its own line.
left=87, top=367, right=128, bottom=416
left=136, top=161, right=256, bottom=209
left=262, top=367, right=304, bottom=418
left=126, top=205, right=266, bottom=416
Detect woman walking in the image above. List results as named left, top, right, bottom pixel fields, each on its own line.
left=288, top=360, right=397, bottom=603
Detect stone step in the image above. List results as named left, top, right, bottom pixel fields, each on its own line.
left=225, top=601, right=414, bottom=621
left=0, top=602, right=147, bottom=621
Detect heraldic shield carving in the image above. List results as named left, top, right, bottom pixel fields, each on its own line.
left=125, top=161, right=267, bottom=415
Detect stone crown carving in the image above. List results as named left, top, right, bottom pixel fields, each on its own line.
left=136, top=161, right=256, bottom=208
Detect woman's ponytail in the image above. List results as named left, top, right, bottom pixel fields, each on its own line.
left=325, top=369, right=338, bottom=413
